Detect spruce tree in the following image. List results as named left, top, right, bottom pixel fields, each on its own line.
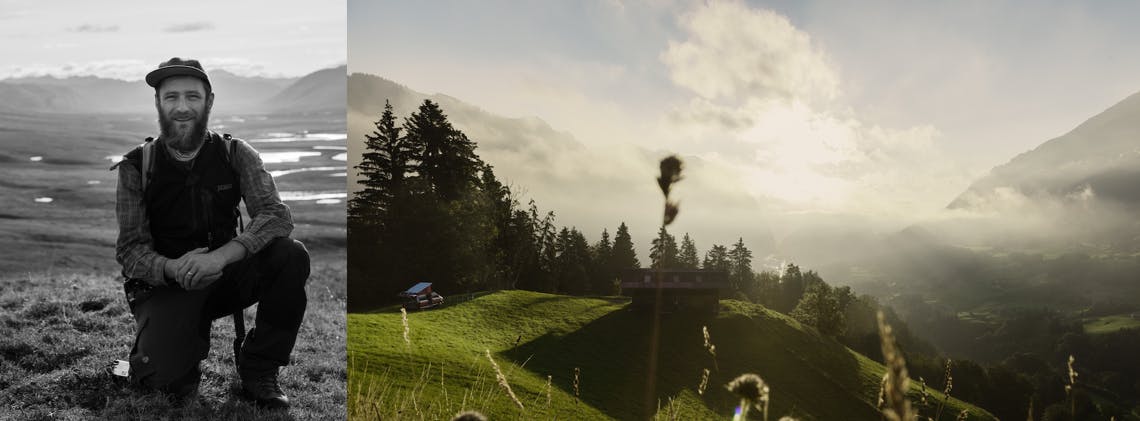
left=350, top=99, right=413, bottom=225
left=678, top=233, right=699, bottom=269
left=404, top=99, right=480, bottom=201
left=649, top=226, right=678, bottom=269
left=591, top=229, right=614, bottom=294
left=611, top=222, right=640, bottom=271
left=728, top=238, right=754, bottom=293
left=702, top=244, right=730, bottom=272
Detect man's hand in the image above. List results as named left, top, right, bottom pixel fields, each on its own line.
left=177, top=250, right=229, bottom=290
left=164, top=247, right=207, bottom=287
left=163, top=242, right=247, bottom=290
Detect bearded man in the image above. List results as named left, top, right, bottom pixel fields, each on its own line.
left=112, top=57, right=309, bottom=408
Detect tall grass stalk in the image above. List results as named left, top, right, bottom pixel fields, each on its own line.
left=919, top=377, right=928, bottom=406
left=935, top=359, right=953, bottom=421
left=573, top=367, right=581, bottom=404
left=877, top=311, right=916, bottom=421
left=401, top=307, right=410, bottom=347
left=877, top=373, right=888, bottom=417
left=545, top=375, right=553, bottom=407
left=1065, top=355, right=1077, bottom=419
left=698, top=368, right=710, bottom=396
left=485, top=349, right=525, bottom=410
left=645, top=155, right=684, bottom=418
left=349, top=354, right=504, bottom=420
left=703, top=325, right=719, bottom=372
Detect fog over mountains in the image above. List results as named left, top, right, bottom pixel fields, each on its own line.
left=0, top=65, right=346, bottom=115
left=347, top=73, right=785, bottom=265
left=951, top=90, right=1140, bottom=210
left=350, top=71, right=1140, bottom=273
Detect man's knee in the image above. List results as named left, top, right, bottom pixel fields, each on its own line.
left=263, top=237, right=310, bottom=284
left=129, top=289, right=209, bottom=391
left=265, top=237, right=309, bottom=264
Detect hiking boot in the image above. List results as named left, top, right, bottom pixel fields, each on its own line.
left=240, top=369, right=289, bottom=409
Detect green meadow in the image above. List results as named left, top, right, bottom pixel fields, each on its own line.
left=348, top=290, right=994, bottom=420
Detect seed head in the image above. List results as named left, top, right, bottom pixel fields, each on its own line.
left=451, top=411, right=488, bottom=421
left=726, top=373, right=770, bottom=415
left=657, top=155, right=683, bottom=197
left=400, top=307, right=410, bottom=346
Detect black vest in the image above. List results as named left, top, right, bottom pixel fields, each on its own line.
left=130, top=135, right=241, bottom=258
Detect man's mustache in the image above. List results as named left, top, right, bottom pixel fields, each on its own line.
left=168, top=111, right=197, bottom=121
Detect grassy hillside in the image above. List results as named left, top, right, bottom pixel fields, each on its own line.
left=1084, top=314, right=1140, bottom=335
left=348, top=290, right=995, bottom=420
left=0, top=260, right=346, bottom=420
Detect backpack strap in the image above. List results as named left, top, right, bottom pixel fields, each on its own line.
left=214, top=132, right=245, bottom=235
left=108, top=137, right=154, bottom=175
left=140, top=138, right=156, bottom=190
left=214, top=131, right=249, bottom=368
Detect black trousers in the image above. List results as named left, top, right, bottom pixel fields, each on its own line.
left=124, top=237, right=310, bottom=393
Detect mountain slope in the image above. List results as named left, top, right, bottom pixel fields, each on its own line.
left=206, top=69, right=298, bottom=113
left=950, top=90, right=1140, bottom=209
left=0, top=67, right=338, bottom=115
left=347, top=73, right=591, bottom=199
left=347, top=290, right=994, bottom=420
left=264, top=65, right=346, bottom=113
left=347, top=73, right=580, bottom=152
left=0, top=76, right=144, bottom=113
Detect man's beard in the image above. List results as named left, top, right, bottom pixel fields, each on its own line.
left=158, top=107, right=210, bottom=153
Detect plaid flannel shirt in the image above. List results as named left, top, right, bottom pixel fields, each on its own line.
left=115, top=134, right=294, bottom=285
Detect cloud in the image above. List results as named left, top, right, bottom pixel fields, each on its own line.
left=661, top=1, right=971, bottom=219
left=68, top=24, right=119, bottom=33
left=200, top=57, right=268, bottom=77
left=0, top=59, right=150, bottom=81
left=0, top=10, right=32, bottom=20
left=661, top=1, right=839, bottom=104
left=163, top=22, right=215, bottom=33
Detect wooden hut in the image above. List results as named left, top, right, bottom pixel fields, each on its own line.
left=620, top=269, right=730, bottom=314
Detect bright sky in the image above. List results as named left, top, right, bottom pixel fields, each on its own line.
left=349, top=0, right=1140, bottom=249
left=0, top=0, right=346, bottom=80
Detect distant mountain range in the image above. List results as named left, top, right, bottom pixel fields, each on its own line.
left=346, top=73, right=585, bottom=193
left=950, top=90, right=1140, bottom=210
left=0, top=65, right=346, bottom=115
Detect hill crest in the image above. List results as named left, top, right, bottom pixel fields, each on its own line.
left=347, top=290, right=994, bottom=420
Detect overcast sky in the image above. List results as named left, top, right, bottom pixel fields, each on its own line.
left=0, top=0, right=346, bottom=80
left=349, top=1, right=1140, bottom=247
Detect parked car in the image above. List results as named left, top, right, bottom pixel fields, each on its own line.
left=399, top=282, right=445, bottom=310
left=402, top=291, right=444, bottom=310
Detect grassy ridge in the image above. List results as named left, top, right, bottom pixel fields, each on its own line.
left=0, top=259, right=346, bottom=421
left=1083, top=314, right=1140, bottom=335
left=348, top=290, right=995, bottom=420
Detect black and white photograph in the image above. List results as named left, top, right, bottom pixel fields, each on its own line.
left=0, top=1, right=347, bottom=419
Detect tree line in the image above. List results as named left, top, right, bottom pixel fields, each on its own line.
left=348, top=99, right=642, bottom=308
left=349, top=100, right=804, bottom=312
left=347, top=100, right=917, bottom=352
